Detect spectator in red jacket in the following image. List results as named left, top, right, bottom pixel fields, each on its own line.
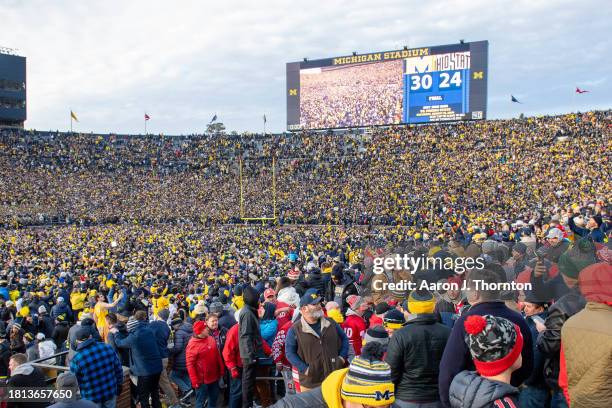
left=223, top=323, right=272, bottom=408
left=341, top=295, right=368, bottom=357
left=186, top=321, right=225, bottom=408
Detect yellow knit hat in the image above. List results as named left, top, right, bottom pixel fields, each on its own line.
left=340, top=348, right=395, bottom=407
left=407, top=291, right=436, bottom=315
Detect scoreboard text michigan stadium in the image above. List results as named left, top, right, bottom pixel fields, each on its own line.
left=286, top=40, right=488, bottom=130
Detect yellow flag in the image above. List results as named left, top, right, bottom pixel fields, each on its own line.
left=70, top=111, right=79, bottom=122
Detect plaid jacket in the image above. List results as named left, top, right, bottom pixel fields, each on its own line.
left=70, top=338, right=123, bottom=403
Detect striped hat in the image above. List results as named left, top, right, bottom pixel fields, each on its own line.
left=383, top=309, right=405, bottom=330
left=407, top=290, right=436, bottom=315
left=341, top=343, right=395, bottom=406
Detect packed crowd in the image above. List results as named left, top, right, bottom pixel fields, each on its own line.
left=299, top=60, right=404, bottom=129
left=0, top=211, right=609, bottom=408
left=0, top=111, right=609, bottom=229
left=0, top=109, right=609, bottom=408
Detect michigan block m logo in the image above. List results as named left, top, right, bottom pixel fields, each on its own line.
left=375, top=390, right=391, bottom=401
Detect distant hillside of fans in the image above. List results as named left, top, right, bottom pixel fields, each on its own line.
left=0, top=110, right=609, bottom=229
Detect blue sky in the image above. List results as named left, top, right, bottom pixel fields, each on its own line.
left=2, top=0, right=610, bottom=134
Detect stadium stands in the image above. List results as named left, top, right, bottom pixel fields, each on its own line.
left=1, top=110, right=608, bottom=230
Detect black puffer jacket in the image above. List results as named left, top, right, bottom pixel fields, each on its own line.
left=169, top=321, right=193, bottom=372
left=51, top=320, right=70, bottom=350
left=537, top=286, right=585, bottom=389
left=449, top=370, right=520, bottom=408
left=386, top=313, right=451, bottom=402
left=239, top=286, right=263, bottom=365
left=306, top=269, right=326, bottom=297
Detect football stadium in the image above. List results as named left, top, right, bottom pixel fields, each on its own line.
left=0, top=2, right=610, bottom=408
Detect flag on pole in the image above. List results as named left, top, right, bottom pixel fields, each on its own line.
left=210, top=114, right=217, bottom=124
left=145, top=113, right=151, bottom=121
left=511, top=95, right=522, bottom=104
left=70, top=111, right=79, bottom=122
left=575, top=87, right=589, bottom=94
left=263, top=114, right=267, bottom=124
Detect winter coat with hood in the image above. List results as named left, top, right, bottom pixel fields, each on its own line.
left=449, top=370, right=520, bottom=408
left=169, top=321, right=193, bottom=372
left=238, top=286, right=263, bottom=365
left=149, top=319, right=171, bottom=359
left=114, top=320, right=163, bottom=376
left=7, top=363, right=47, bottom=408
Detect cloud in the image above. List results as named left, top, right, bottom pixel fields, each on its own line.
left=1, top=0, right=609, bottom=133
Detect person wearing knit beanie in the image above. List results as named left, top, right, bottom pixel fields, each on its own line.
left=340, top=342, right=395, bottom=406
left=270, top=342, right=394, bottom=408
left=448, top=315, right=522, bottom=408
left=407, top=290, right=436, bottom=315
left=383, top=309, right=405, bottom=337
left=363, top=326, right=389, bottom=351
left=464, top=314, right=524, bottom=376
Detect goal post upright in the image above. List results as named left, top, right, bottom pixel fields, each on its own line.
left=272, top=156, right=277, bottom=219
left=239, top=158, right=245, bottom=218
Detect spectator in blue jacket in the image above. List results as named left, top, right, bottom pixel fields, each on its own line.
left=438, top=268, right=533, bottom=408
left=113, top=310, right=163, bottom=408
left=568, top=211, right=605, bottom=243
left=51, top=296, right=73, bottom=323
left=70, top=326, right=123, bottom=408
left=169, top=317, right=193, bottom=396
left=0, top=281, right=9, bottom=301
left=149, top=308, right=179, bottom=408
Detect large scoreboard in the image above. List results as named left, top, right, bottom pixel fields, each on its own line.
left=287, top=41, right=488, bottom=130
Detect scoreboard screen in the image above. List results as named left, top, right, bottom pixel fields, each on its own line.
left=286, top=41, right=488, bottom=130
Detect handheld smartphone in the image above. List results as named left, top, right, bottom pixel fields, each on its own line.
left=531, top=315, right=545, bottom=325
